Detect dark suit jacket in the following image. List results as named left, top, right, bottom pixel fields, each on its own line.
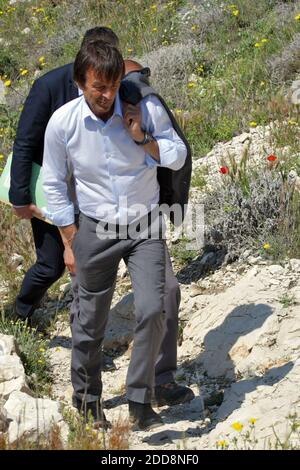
left=9, top=63, right=78, bottom=205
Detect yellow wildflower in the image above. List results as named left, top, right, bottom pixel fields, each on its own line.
left=249, top=121, right=257, bottom=127
left=4, top=80, right=11, bottom=87
left=39, top=347, right=45, bottom=352
left=191, top=25, right=197, bottom=32
left=232, top=9, right=239, bottom=16
left=0, top=154, right=4, bottom=159
left=20, top=69, right=28, bottom=76
left=288, top=119, right=297, bottom=125
left=260, top=81, right=265, bottom=86
left=150, top=4, right=157, bottom=9
left=294, top=13, right=300, bottom=21
left=261, top=38, right=269, bottom=43
left=127, top=48, right=133, bottom=53
left=217, top=439, right=228, bottom=448
left=152, top=27, right=158, bottom=32
left=263, top=243, right=270, bottom=250
left=37, top=359, right=44, bottom=364
left=232, top=421, right=243, bottom=432
left=85, top=425, right=90, bottom=431
left=250, top=418, right=257, bottom=425
left=187, top=82, right=197, bottom=88
left=175, top=108, right=183, bottom=114
left=254, top=42, right=262, bottom=48
left=38, top=56, right=45, bottom=63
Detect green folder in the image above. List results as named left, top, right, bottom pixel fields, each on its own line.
left=0, top=153, right=49, bottom=220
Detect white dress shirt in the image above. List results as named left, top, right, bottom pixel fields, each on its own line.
left=42, top=92, right=187, bottom=226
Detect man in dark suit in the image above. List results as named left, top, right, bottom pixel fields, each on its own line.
left=9, top=27, right=195, bottom=409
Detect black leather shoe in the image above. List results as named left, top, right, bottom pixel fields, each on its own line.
left=128, top=400, right=163, bottom=431
left=101, top=352, right=117, bottom=372
left=72, top=396, right=112, bottom=430
left=154, top=382, right=195, bottom=406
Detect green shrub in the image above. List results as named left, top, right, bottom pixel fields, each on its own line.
left=0, top=315, right=51, bottom=396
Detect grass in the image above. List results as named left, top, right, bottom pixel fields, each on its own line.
left=0, top=314, right=51, bottom=396
left=216, top=414, right=300, bottom=450
left=0, top=0, right=300, bottom=154
left=0, top=408, right=131, bottom=450
left=169, top=237, right=198, bottom=268
left=278, top=293, right=297, bottom=308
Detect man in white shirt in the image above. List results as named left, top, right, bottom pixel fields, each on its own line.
left=43, top=40, right=187, bottom=431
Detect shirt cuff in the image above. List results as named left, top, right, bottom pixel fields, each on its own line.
left=43, top=203, right=75, bottom=227
left=155, top=138, right=186, bottom=170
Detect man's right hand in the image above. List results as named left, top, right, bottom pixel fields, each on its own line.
left=63, top=245, right=76, bottom=274
left=13, top=204, right=43, bottom=220
left=58, top=223, right=78, bottom=274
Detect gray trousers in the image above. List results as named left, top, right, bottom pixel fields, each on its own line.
left=70, top=227, right=180, bottom=388
left=72, top=213, right=168, bottom=403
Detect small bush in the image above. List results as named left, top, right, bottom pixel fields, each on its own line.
left=0, top=315, right=51, bottom=396
left=0, top=206, right=35, bottom=302
left=140, top=42, right=196, bottom=107
left=268, top=33, right=300, bottom=84
left=204, top=150, right=300, bottom=261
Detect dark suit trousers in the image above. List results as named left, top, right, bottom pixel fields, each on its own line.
left=16, top=217, right=65, bottom=318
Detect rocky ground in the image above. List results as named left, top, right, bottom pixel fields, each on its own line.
left=1, top=125, right=300, bottom=449
left=2, top=252, right=297, bottom=450
left=50, top=256, right=300, bottom=450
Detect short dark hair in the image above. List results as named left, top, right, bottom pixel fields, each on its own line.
left=81, top=27, right=119, bottom=48
left=74, top=40, right=124, bottom=86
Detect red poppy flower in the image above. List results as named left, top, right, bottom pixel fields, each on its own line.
left=267, top=155, right=277, bottom=162
left=219, top=166, right=229, bottom=174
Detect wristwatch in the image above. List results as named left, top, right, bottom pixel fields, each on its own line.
left=134, top=130, right=156, bottom=145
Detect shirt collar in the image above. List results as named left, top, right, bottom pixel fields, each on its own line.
left=81, top=92, right=123, bottom=123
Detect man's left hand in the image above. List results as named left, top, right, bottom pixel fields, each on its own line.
left=123, top=103, right=144, bottom=142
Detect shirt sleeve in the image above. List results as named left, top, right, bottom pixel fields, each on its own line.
left=141, top=95, right=187, bottom=171
left=42, top=113, right=75, bottom=226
